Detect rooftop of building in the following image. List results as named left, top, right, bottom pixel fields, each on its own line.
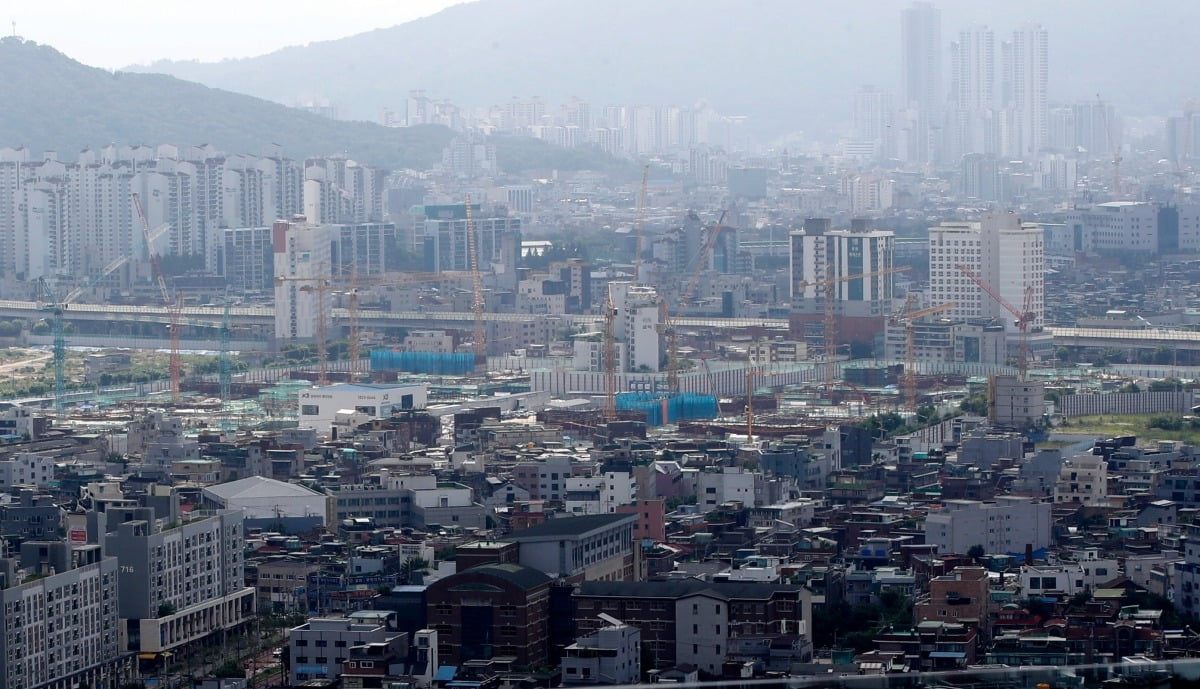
left=508, top=512, right=635, bottom=539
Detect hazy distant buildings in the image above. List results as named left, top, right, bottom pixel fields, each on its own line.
left=0, top=144, right=377, bottom=285
left=851, top=86, right=896, bottom=160
left=1003, top=24, right=1049, bottom=157
left=948, top=25, right=997, bottom=159
left=901, top=1, right=943, bottom=163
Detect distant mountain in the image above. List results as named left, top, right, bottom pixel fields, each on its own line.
left=0, top=37, right=453, bottom=167
left=0, top=37, right=621, bottom=174
left=128, top=0, right=1200, bottom=139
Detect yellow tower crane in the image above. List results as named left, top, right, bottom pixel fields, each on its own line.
left=891, top=299, right=957, bottom=409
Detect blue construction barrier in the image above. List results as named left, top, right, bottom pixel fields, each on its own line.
left=370, top=350, right=475, bottom=375
left=616, top=392, right=719, bottom=426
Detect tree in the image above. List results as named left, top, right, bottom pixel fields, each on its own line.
left=960, top=393, right=988, bottom=416
left=967, top=544, right=986, bottom=562
left=212, top=661, right=244, bottom=679
left=1149, top=378, right=1185, bottom=392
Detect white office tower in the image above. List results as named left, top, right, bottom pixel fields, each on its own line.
left=273, top=217, right=333, bottom=340
left=609, top=281, right=662, bottom=372
left=1003, top=24, right=1049, bottom=157
left=790, top=219, right=896, bottom=319
left=901, top=1, right=942, bottom=163
left=928, top=213, right=1044, bottom=332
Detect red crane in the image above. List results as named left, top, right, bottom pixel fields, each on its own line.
left=956, top=264, right=1036, bottom=379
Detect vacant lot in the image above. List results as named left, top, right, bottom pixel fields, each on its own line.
left=1057, top=414, right=1200, bottom=445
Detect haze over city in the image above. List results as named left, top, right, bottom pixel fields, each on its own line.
left=3, top=3, right=1200, bottom=689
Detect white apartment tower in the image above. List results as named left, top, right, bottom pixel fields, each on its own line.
left=273, top=217, right=333, bottom=340
left=948, top=25, right=996, bottom=158
left=851, top=86, right=896, bottom=159
left=1004, top=24, right=1049, bottom=157
left=609, top=281, right=662, bottom=372
left=928, top=213, right=1044, bottom=332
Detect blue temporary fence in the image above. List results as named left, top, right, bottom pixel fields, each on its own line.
left=616, top=392, right=719, bottom=426
left=370, top=350, right=475, bottom=375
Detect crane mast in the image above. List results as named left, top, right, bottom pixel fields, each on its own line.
left=464, top=196, right=486, bottom=371
left=133, top=192, right=182, bottom=401
left=956, top=263, right=1036, bottom=380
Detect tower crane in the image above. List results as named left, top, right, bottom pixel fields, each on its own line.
left=603, top=290, right=619, bottom=422
left=36, top=254, right=129, bottom=418
left=633, top=164, right=649, bottom=283
left=890, top=298, right=957, bottom=409
left=464, top=195, right=487, bottom=372
left=663, top=211, right=727, bottom=396
left=1098, top=94, right=1122, bottom=198
left=956, top=264, right=1036, bottom=379
left=132, top=192, right=183, bottom=401
left=796, top=264, right=912, bottom=388
left=274, top=270, right=332, bottom=385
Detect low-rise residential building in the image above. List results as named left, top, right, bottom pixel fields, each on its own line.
left=924, top=496, right=1052, bottom=555
left=574, top=580, right=813, bottom=676
left=288, top=612, right=403, bottom=685
left=561, top=617, right=641, bottom=686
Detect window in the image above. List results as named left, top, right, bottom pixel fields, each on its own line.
left=301, top=405, right=319, bottom=415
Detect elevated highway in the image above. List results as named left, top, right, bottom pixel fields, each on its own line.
left=0, top=299, right=1198, bottom=355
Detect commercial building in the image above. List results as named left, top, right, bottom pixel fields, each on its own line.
left=901, top=1, right=942, bottom=163
left=789, top=218, right=896, bottom=347
left=923, top=496, right=1052, bottom=555
left=928, top=213, right=1044, bottom=333
left=425, top=563, right=552, bottom=667
left=297, top=383, right=428, bottom=437
left=508, top=513, right=639, bottom=583
left=201, top=475, right=328, bottom=530
left=411, top=203, right=521, bottom=280
left=1063, top=202, right=1200, bottom=254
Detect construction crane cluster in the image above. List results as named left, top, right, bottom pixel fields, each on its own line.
left=956, top=264, right=1036, bottom=379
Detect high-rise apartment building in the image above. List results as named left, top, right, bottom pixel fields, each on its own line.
left=103, top=510, right=254, bottom=658
left=927, top=213, right=1044, bottom=332
left=948, top=25, right=997, bottom=158
left=273, top=217, right=333, bottom=340
left=222, top=226, right=274, bottom=294
left=0, top=145, right=358, bottom=283
left=0, top=542, right=128, bottom=689
left=1004, top=24, right=1049, bottom=157
left=901, top=1, right=942, bottom=162
left=609, top=281, right=662, bottom=372
left=790, top=218, right=896, bottom=346
left=412, top=203, right=521, bottom=289
left=851, top=86, right=896, bottom=159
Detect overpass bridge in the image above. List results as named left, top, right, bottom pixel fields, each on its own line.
left=0, top=299, right=1198, bottom=356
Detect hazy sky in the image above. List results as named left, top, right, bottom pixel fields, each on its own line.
left=9, top=0, right=470, bottom=69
